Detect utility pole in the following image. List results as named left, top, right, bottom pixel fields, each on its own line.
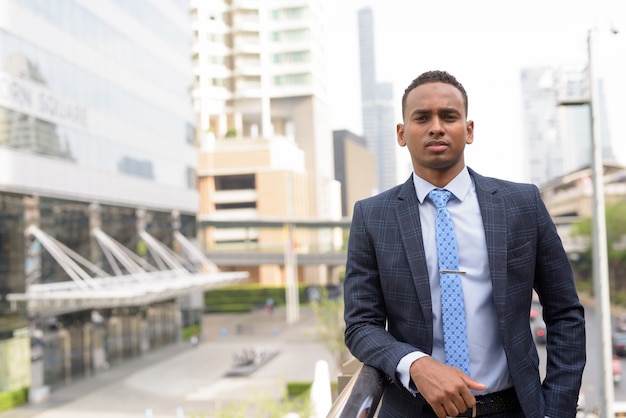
left=586, top=28, right=613, bottom=418
left=285, top=172, right=300, bottom=324
left=557, top=26, right=613, bottom=417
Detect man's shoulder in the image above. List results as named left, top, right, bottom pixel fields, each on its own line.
left=356, top=182, right=407, bottom=207
left=469, top=168, right=538, bottom=193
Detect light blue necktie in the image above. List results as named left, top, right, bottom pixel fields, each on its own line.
left=428, top=188, right=471, bottom=375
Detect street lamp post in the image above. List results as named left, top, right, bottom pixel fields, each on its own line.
left=586, top=27, right=613, bottom=418
left=285, top=221, right=300, bottom=324
left=558, top=26, right=613, bottom=417
left=284, top=171, right=300, bottom=324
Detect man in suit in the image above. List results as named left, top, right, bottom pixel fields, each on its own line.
left=343, top=70, right=585, bottom=417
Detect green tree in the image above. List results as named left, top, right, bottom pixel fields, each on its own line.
left=570, top=200, right=626, bottom=295
left=309, top=286, right=352, bottom=370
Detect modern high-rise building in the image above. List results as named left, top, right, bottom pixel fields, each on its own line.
left=191, top=0, right=342, bottom=285
left=357, top=7, right=398, bottom=193
left=0, top=0, right=244, bottom=399
left=520, top=67, right=563, bottom=185
left=521, top=65, right=616, bottom=186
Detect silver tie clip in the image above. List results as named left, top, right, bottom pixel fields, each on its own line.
left=439, top=269, right=466, bottom=274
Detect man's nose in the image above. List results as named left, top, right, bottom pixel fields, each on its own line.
left=429, top=117, right=444, bottom=136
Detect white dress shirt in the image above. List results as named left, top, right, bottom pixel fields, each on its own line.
left=397, top=167, right=512, bottom=395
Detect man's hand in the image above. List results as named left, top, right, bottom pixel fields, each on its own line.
left=410, top=356, right=487, bottom=418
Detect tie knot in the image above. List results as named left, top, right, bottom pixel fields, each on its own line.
left=428, top=188, right=452, bottom=208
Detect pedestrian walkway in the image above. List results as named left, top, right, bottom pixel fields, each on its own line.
left=0, top=307, right=338, bottom=418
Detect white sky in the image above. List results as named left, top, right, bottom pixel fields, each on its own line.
left=325, top=0, right=626, bottom=183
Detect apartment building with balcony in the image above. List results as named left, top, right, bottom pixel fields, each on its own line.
left=191, top=0, right=342, bottom=284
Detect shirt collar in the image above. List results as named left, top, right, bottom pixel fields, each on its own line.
left=412, top=167, right=471, bottom=204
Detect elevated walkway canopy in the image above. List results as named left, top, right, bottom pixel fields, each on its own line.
left=196, top=215, right=352, bottom=229
left=6, top=226, right=248, bottom=316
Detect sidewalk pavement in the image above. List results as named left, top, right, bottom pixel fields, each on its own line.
left=0, top=306, right=338, bottom=418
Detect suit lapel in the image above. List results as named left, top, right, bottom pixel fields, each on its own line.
left=470, top=169, right=508, bottom=314
left=395, top=177, right=433, bottom=328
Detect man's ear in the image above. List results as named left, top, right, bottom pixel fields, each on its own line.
left=466, top=120, right=474, bottom=144
left=397, top=123, right=406, bottom=147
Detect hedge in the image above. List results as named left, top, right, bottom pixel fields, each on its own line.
left=0, top=387, right=28, bottom=413
left=204, top=284, right=310, bottom=313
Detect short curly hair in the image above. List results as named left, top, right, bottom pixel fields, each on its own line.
left=401, top=70, right=468, bottom=118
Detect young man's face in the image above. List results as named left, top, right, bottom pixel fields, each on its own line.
left=397, top=82, right=474, bottom=183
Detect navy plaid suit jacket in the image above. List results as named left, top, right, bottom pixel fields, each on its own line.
left=343, top=168, right=586, bottom=418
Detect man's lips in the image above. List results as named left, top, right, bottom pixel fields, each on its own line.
left=426, top=141, right=448, bottom=152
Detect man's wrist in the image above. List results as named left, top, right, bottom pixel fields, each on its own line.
left=397, top=351, right=428, bottom=393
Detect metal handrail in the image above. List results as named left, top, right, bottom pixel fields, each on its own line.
left=327, top=362, right=386, bottom=418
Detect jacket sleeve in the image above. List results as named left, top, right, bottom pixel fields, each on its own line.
left=343, top=199, right=422, bottom=382
left=532, top=185, right=586, bottom=417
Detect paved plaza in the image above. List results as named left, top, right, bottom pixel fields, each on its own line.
left=0, top=307, right=339, bottom=418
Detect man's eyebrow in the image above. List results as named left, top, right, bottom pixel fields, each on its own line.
left=408, top=108, right=460, bottom=117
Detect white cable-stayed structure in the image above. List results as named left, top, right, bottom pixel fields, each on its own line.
left=7, top=226, right=248, bottom=316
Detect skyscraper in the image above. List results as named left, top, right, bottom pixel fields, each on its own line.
left=521, top=65, right=616, bottom=186
left=357, top=7, right=398, bottom=193
left=520, top=67, right=564, bottom=185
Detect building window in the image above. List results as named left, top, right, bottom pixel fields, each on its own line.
left=186, top=167, right=196, bottom=189
left=285, top=51, right=308, bottom=63
left=185, top=123, right=195, bottom=145
left=283, top=7, right=305, bottom=19
left=117, top=157, right=154, bottom=179
left=283, top=29, right=307, bottom=42
left=274, top=51, right=309, bottom=64
left=272, top=28, right=308, bottom=42
left=274, top=73, right=310, bottom=86
left=215, top=202, right=256, bottom=210
left=214, top=174, right=255, bottom=190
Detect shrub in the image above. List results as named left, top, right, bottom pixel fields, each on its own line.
left=286, top=381, right=312, bottom=398
left=204, top=284, right=309, bottom=313
left=0, top=387, right=28, bottom=413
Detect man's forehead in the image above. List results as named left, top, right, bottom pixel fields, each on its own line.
left=408, top=84, right=463, bottom=106
left=412, top=82, right=461, bottom=97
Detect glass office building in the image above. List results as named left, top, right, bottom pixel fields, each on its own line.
left=0, top=0, right=202, bottom=394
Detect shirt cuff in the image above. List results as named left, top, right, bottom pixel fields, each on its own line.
left=397, top=351, right=428, bottom=394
